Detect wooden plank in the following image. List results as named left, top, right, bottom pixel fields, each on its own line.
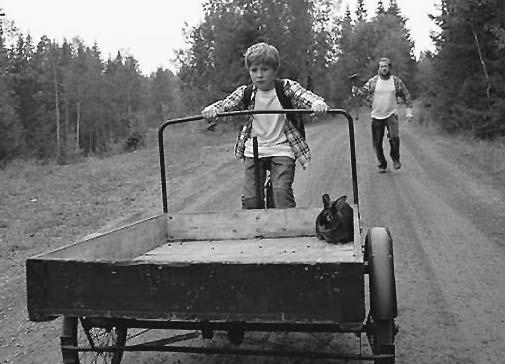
left=32, top=206, right=361, bottom=262
left=26, top=259, right=57, bottom=321
left=165, top=207, right=321, bottom=241
left=135, top=237, right=357, bottom=264
left=35, top=214, right=167, bottom=261
left=352, top=205, right=363, bottom=258
left=27, top=259, right=365, bottom=323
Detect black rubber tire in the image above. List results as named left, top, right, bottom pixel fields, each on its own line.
left=61, top=316, right=127, bottom=364
left=365, top=227, right=397, bottom=364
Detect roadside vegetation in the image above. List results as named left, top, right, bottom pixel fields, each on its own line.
left=0, top=2, right=504, bottom=362
left=1, top=0, right=503, bottom=252
left=1, top=0, right=502, bottom=168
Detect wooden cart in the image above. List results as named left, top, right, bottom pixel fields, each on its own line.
left=26, top=109, right=398, bottom=363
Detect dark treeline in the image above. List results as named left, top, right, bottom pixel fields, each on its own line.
left=417, top=0, right=505, bottom=138
left=0, top=0, right=503, bottom=166
left=0, top=20, right=183, bottom=165
left=176, top=0, right=339, bottom=109
left=177, top=0, right=416, bottom=115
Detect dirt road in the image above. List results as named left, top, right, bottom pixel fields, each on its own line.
left=1, top=112, right=505, bottom=363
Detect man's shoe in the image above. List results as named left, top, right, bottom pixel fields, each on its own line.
left=393, top=160, right=401, bottom=170
left=378, top=166, right=387, bottom=173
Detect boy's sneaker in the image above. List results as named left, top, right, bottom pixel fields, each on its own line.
left=393, top=160, right=401, bottom=170
left=378, top=166, right=387, bottom=173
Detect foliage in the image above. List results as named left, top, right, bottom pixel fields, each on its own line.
left=333, top=0, right=415, bottom=106
left=176, top=0, right=341, bottom=111
left=425, top=0, right=505, bottom=138
left=0, top=0, right=425, bottom=165
left=0, top=17, right=184, bottom=165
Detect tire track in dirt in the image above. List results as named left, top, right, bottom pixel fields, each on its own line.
left=397, top=125, right=505, bottom=363
left=295, top=116, right=357, bottom=208
left=9, top=116, right=505, bottom=364
left=358, top=117, right=505, bottom=363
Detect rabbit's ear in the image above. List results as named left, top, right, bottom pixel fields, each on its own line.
left=335, top=195, right=347, bottom=204
left=322, top=193, right=331, bottom=209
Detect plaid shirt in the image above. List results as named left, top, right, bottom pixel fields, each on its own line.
left=208, top=79, right=325, bottom=169
left=359, top=75, right=412, bottom=108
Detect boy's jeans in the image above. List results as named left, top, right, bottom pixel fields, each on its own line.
left=371, top=114, right=400, bottom=168
left=242, top=156, right=296, bottom=209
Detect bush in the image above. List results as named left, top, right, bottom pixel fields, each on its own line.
left=124, top=131, right=145, bottom=152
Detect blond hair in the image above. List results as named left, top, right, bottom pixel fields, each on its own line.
left=244, top=42, right=280, bottom=70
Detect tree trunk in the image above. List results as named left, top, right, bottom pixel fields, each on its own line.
left=499, top=0, right=505, bottom=27
left=469, top=24, right=491, bottom=99
left=75, top=101, right=81, bottom=153
left=161, top=102, right=169, bottom=120
left=128, top=93, right=133, bottom=132
left=64, top=97, right=70, bottom=151
left=52, top=44, right=61, bottom=162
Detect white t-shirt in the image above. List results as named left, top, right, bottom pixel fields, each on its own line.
left=371, top=77, right=397, bottom=119
left=244, top=88, right=294, bottom=159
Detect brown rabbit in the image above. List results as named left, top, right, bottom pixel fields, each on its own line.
left=315, top=193, right=354, bottom=244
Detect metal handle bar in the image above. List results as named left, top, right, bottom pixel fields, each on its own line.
left=158, top=109, right=359, bottom=213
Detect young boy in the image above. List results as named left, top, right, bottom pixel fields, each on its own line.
left=202, top=42, right=328, bottom=209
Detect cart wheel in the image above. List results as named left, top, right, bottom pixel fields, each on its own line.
left=365, top=227, right=398, bottom=364
left=61, top=316, right=127, bottom=364
left=227, top=321, right=245, bottom=346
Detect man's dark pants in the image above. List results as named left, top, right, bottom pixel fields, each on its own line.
left=371, top=114, right=400, bottom=169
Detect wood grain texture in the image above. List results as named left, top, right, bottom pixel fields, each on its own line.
left=135, top=237, right=357, bottom=264
left=34, top=214, right=168, bottom=261
left=27, top=259, right=364, bottom=323
left=164, top=207, right=321, bottom=241
left=27, top=207, right=365, bottom=323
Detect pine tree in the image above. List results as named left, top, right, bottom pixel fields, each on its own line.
left=387, top=0, right=400, bottom=17
left=177, top=0, right=336, bottom=111
left=150, top=68, right=177, bottom=121
left=0, top=11, right=24, bottom=165
left=355, top=0, right=367, bottom=23
left=376, top=0, right=385, bottom=16
left=428, top=0, right=505, bottom=137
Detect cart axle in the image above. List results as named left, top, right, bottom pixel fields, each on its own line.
left=61, top=344, right=393, bottom=362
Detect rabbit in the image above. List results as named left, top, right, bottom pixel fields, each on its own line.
left=315, top=193, right=354, bottom=244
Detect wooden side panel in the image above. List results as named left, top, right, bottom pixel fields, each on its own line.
left=27, top=260, right=364, bottom=323
left=38, top=214, right=167, bottom=261
left=352, top=204, right=364, bottom=258
left=26, top=259, right=55, bottom=321
left=165, top=207, right=321, bottom=241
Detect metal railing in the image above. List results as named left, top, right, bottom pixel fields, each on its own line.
left=158, top=109, right=359, bottom=213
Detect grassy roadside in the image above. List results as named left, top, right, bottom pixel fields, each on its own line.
left=0, top=121, right=239, bottom=364
left=1, top=106, right=503, bottom=262
left=413, top=101, right=505, bottom=179
left=0, top=124, right=234, bottom=264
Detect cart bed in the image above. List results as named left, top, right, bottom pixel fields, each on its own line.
left=27, top=207, right=364, bottom=325
left=135, top=236, right=355, bottom=264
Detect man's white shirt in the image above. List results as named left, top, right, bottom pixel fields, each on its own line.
left=371, top=77, right=397, bottom=119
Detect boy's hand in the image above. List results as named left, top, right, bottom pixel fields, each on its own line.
left=202, top=106, right=218, bottom=119
left=406, top=107, right=413, bottom=122
left=312, top=100, right=328, bottom=113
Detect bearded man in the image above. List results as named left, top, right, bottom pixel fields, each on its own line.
left=353, top=58, right=412, bottom=172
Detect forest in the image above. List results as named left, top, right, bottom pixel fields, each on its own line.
left=0, top=0, right=503, bottom=166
